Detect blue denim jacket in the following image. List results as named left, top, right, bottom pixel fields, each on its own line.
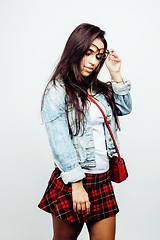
left=42, top=77, right=132, bottom=184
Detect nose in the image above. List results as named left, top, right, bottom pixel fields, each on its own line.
left=88, top=54, right=98, bottom=66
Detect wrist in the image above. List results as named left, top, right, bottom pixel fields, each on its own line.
left=110, top=72, right=124, bottom=84
left=71, top=180, right=83, bottom=190
left=112, top=79, right=124, bottom=84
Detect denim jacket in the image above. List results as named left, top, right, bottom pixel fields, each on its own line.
left=42, top=77, right=132, bottom=184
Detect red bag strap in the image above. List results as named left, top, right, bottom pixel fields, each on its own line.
left=87, top=94, right=121, bottom=159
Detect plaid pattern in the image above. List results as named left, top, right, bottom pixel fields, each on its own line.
left=38, top=168, right=119, bottom=223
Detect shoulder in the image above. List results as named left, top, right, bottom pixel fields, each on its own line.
left=43, top=76, right=66, bottom=109
left=45, top=78, right=65, bottom=102
left=42, top=78, right=66, bottom=122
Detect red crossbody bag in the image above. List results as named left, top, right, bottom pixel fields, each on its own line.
left=87, top=95, right=128, bottom=183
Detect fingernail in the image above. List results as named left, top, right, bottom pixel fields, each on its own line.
left=89, top=202, right=91, bottom=205
left=87, top=212, right=90, bottom=214
left=78, top=211, right=80, bottom=214
left=74, top=210, right=76, bottom=212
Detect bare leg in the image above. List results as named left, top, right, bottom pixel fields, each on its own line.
left=86, top=216, right=116, bottom=240
left=52, top=214, right=84, bottom=240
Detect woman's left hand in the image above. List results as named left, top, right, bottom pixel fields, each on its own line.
left=105, top=48, right=122, bottom=75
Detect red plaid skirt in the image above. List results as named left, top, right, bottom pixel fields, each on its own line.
left=38, top=168, right=119, bottom=223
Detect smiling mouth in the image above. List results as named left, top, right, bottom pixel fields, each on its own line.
left=84, top=66, right=94, bottom=72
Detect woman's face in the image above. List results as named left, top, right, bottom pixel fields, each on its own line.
left=80, top=38, right=105, bottom=77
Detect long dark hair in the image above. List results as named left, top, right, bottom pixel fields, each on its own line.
left=41, top=23, right=120, bottom=136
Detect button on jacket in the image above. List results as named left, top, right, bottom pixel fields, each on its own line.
left=42, top=77, right=132, bottom=184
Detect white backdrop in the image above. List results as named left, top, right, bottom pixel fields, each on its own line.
left=0, top=0, right=160, bottom=239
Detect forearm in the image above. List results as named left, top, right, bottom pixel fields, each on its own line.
left=44, top=117, right=85, bottom=184
left=111, top=77, right=132, bottom=115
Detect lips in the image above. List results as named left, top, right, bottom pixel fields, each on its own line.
left=84, top=66, right=94, bottom=72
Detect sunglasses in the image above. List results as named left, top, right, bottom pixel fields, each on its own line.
left=85, top=49, right=110, bottom=60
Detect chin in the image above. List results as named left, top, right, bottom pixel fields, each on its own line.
left=81, top=71, right=91, bottom=77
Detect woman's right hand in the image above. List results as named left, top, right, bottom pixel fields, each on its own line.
left=71, top=180, right=90, bottom=214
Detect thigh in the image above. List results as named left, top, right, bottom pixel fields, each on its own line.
left=86, top=216, right=116, bottom=240
left=52, top=214, right=84, bottom=240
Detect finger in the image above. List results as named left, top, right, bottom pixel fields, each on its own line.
left=77, top=203, right=82, bottom=213
left=112, top=58, right=121, bottom=62
left=86, top=201, right=91, bottom=214
left=108, top=48, right=116, bottom=53
left=111, top=53, right=119, bottom=58
left=73, top=202, right=77, bottom=212
left=81, top=202, right=86, bottom=212
left=110, top=56, right=121, bottom=62
left=105, top=49, right=115, bottom=54
left=108, top=49, right=119, bottom=59
left=105, top=50, right=115, bottom=57
left=105, top=51, right=119, bottom=59
left=109, top=51, right=119, bottom=59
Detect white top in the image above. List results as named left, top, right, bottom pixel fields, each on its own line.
left=83, top=99, right=109, bottom=174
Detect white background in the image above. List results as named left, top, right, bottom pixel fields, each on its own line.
left=0, top=0, right=160, bottom=239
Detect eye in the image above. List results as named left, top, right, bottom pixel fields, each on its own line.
left=96, top=53, right=103, bottom=60
left=85, top=51, right=91, bottom=56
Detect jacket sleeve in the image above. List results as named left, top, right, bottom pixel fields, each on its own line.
left=111, top=77, right=132, bottom=116
left=42, top=82, right=85, bottom=184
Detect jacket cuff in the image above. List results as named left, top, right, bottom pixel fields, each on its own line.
left=111, top=77, right=131, bottom=95
left=60, top=166, right=86, bottom=184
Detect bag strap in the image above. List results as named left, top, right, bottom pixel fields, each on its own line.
left=87, top=94, right=121, bottom=159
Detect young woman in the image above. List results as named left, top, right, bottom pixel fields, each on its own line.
left=38, top=23, right=132, bottom=240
